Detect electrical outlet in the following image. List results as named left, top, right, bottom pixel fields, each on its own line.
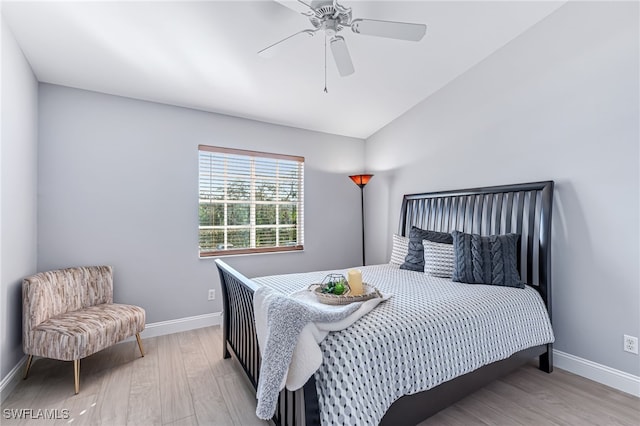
left=207, top=289, right=215, bottom=301
left=623, top=335, right=638, bottom=354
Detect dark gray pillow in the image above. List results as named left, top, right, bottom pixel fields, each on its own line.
left=451, top=230, right=523, bottom=288
left=400, top=226, right=453, bottom=272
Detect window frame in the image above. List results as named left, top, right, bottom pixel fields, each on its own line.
left=198, top=144, right=304, bottom=257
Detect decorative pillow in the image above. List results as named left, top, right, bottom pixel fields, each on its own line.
left=423, top=240, right=454, bottom=278
left=390, top=234, right=410, bottom=266
left=400, top=226, right=453, bottom=272
left=451, top=230, right=523, bottom=288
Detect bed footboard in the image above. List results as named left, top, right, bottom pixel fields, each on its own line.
left=215, top=259, right=321, bottom=426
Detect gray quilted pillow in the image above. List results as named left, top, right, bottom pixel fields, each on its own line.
left=400, top=226, right=453, bottom=272
left=451, top=230, right=523, bottom=288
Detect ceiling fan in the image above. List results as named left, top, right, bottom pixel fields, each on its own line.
left=259, top=0, right=427, bottom=77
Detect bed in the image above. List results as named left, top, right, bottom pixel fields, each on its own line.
left=215, top=180, right=554, bottom=425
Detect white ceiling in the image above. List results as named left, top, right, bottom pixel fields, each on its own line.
left=2, top=1, right=565, bottom=139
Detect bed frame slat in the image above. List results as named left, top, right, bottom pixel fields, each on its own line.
left=493, top=193, right=504, bottom=238
left=515, top=190, right=525, bottom=235
left=473, top=194, right=482, bottom=233
left=505, top=191, right=514, bottom=231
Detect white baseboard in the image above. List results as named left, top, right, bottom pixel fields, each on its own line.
left=0, top=312, right=223, bottom=402
left=554, top=349, right=640, bottom=397
left=0, top=355, right=27, bottom=403
left=137, top=311, right=222, bottom=339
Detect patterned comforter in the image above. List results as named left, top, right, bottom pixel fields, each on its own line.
left=253, top=264, right=554, bottom=425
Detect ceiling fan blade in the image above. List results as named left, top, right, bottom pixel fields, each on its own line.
left=258, top=29, right=316, bottom=58
left=351, top=18, right=427, bottom=41
left=330, top=36, right=355, bottom=77
left=272, top=0, right=314, bottom=15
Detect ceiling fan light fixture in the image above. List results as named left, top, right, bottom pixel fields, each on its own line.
left=322, top=19, right=338, bottom=37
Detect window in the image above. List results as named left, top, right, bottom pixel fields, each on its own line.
left=198, top=145, right=304, bottom=256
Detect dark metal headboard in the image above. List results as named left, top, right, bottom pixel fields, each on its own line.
left=398, top=181, right=554, bottom=313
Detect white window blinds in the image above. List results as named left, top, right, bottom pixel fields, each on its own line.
left=198, top=145, right=304, bottom=256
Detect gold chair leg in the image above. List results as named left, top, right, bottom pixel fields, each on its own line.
left=23, top=355, right=33, bottom=380
left=73, top=359, right=80, bottom=394
left=135, top=333, right=145, bottom=357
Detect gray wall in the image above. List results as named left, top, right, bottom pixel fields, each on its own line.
left=365, top=1, right=639, bottom=376
left=0, top=17, right=39, bottom=380
left=38, top=84, right=365, bottom=324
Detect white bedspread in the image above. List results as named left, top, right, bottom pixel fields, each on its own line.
left=253, top=264, right=555, bottom=425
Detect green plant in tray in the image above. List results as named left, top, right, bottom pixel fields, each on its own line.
left=320, top=276, right=348, bottom=295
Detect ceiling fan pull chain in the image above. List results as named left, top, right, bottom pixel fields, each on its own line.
left=324, top=35, right=328, bottom=93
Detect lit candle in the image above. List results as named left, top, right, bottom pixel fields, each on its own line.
left=347, top=269, right=364, bottom=296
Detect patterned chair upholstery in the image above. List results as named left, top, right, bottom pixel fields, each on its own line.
left=22, top=265, right=145, bottom=394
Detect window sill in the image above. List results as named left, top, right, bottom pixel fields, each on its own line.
left=199, top=246, right=304, bottom=259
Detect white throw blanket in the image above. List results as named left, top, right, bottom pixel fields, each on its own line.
left=253, top=286, right=390, bottom=420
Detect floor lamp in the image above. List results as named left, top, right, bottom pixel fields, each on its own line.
left=349, top=174, right=373, bottom=266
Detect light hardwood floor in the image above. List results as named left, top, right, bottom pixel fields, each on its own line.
left=2, top=326, right=638, bottom=425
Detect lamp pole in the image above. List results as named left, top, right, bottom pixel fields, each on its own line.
left=349, top=174, right=373, bottom=266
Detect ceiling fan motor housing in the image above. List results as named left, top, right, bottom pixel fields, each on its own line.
left=308, top=0, right=352, bottom=35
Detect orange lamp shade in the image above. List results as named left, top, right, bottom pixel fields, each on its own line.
left=349, top=174, right=374, bottom=187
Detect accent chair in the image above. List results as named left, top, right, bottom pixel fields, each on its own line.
left=22, top=265, right=145, bottom=394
